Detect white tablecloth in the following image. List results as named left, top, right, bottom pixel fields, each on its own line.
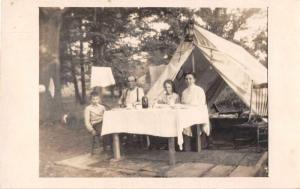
left=102, top=106, right=210, bottom=149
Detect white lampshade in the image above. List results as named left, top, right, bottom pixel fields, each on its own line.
left=90, top=66, right=116, bottom=88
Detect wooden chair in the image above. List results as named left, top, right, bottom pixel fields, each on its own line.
left=232, top=81, right=268, bottom=151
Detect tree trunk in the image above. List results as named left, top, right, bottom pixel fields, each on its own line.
left=92, top=8, right=106, bottom=66
left=69, top=45, right=82, bottom=103
left=92, top=8, right=98, bottom=65
left=39, top=8, right=63, bottom=122
left=79, top=38, right=87, bottom=104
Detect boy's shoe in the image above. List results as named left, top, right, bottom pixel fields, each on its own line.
left=159, top=145, right=168, bottom=150
left=98, top=146, right=104, bottom=152
left=104, top=145, right=112, bottom=151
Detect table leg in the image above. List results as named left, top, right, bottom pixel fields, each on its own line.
left=146, top=135, right=151, bottom=148
left=196, top=125, right=202, bottom=153
left=183, top=135, right=191, bottom=151
left=168, top=137, right=176, bottom=166
left=112, top=133, right=121, bottom=160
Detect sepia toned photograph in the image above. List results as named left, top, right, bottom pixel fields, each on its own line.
left=39, top=7, right=268, bottom=177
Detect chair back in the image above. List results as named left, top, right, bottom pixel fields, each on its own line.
left=249, top=81, right=268, bottom=120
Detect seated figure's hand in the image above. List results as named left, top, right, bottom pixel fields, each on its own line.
left=91, top=130, right=97, bottom=136
left=120, top=104, right=126, bottom=108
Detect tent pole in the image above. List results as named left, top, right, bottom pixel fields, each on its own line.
left=192, top=50, right=195, bottom=73
left=248, top=80, right=254, bottom=121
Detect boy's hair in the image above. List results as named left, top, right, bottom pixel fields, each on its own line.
left=90, top=91, right=100, bottom=98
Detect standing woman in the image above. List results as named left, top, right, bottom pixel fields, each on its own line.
left=181, top=73, right=207, bottom=107
left=181, top=73, right=210, bottom=151
left=157, top=79, right=180, bottom=105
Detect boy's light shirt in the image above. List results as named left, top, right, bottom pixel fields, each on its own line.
left=84, top=103, right=106, bottom=133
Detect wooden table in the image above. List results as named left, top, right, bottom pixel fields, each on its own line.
left=102, top=107, right=209, bottom=165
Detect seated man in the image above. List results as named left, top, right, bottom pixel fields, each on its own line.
left=181, top=72, right=210, bottom=151
left=118, top=75, right=147, bottom=147
left=118, top=75, right=144, bottom=107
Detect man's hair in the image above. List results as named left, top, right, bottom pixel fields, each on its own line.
left=127, top=75, right=137, bottom=82
left=90, top=91, right=100, bottom=98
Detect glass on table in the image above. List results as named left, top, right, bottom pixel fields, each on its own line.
left=150, top=99, right=158, bottom=108
left=135, top=103, right=142, bottom=109
left=126, top=103, right=134, bottom=109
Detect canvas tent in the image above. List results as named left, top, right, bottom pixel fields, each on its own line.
left=147, top=25, right=267, bottom=114
left=136, top=64, right=167, bottom=92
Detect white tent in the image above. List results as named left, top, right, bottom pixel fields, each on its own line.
left=147, top=25, right=267, bottom=113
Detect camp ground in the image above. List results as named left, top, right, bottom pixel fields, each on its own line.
left=39, top=8, right=268, bottom=177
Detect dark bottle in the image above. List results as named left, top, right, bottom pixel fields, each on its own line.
left=142, top=96, right=149, bottom=109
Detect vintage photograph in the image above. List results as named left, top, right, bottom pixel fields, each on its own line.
left=39, top=7, right=268, bottom=177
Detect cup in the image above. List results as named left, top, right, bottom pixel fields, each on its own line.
left=151, top=100, right=157, bottom=108
left=169, top=99, right=175, bottom=106
left=126, top=103, right=133, bottom=109
left=136, top=104, right=142, bottom=109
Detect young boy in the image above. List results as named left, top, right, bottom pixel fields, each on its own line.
left=84, top=91, right=107, bottom=151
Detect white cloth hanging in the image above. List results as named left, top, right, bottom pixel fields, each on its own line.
left=90, top=66, right=116, bottom=88
left=48, top=77, right=55, bottom=98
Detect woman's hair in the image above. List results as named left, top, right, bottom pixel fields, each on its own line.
left=163, top=79, right=176, bottom=93
left=184, top=72, right=196, bottom=79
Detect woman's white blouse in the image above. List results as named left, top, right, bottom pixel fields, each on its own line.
left=157, top=92, right=180, bottom=104
left=181, top=84, right=206, bottom=106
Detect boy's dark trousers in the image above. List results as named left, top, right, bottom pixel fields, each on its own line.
left=92, top=122, right=112, bottom=152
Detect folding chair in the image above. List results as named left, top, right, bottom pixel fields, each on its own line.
left=232, top=81, right=268, bottom=151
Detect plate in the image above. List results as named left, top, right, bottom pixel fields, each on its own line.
left=154, top=104, right=170, bottom=109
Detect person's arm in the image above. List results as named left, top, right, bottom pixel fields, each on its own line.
left=84, top=107, right=95, bottom=135
left=181, top=91, right=186, bottom=104
left=138, top=88, right=145, bottom=101
left=175, top=93, right=180, bottom=103
left=199, top=87, right=207, bottom=106
left=98, top=105, right=106, bottom=122
left=118, top=89, right=125, bottom=106
left=191, top=87, right=206, bottom=107
left=156, top=94, right=164, bottom=104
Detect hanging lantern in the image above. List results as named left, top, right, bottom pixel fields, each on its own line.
left=184, top=19, right=194, bottom=42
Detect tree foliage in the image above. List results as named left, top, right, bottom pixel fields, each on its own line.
left=58, top=7, right=267, bottom=102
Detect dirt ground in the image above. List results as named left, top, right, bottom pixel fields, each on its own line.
left=39, top=96, right=267, bottom=177
left=39, top=96, right=117, bottom=177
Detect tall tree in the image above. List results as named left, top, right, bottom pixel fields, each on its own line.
left=79, top=33, right=87, bottom=103
left=68, top=45, right=82, bottom=102
left=39, top=8, right=63, bottom=121
left=59, top=7, right=267, bottom=103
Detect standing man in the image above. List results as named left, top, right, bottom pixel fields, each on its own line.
left=118, top=75, right=144, bottom=107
